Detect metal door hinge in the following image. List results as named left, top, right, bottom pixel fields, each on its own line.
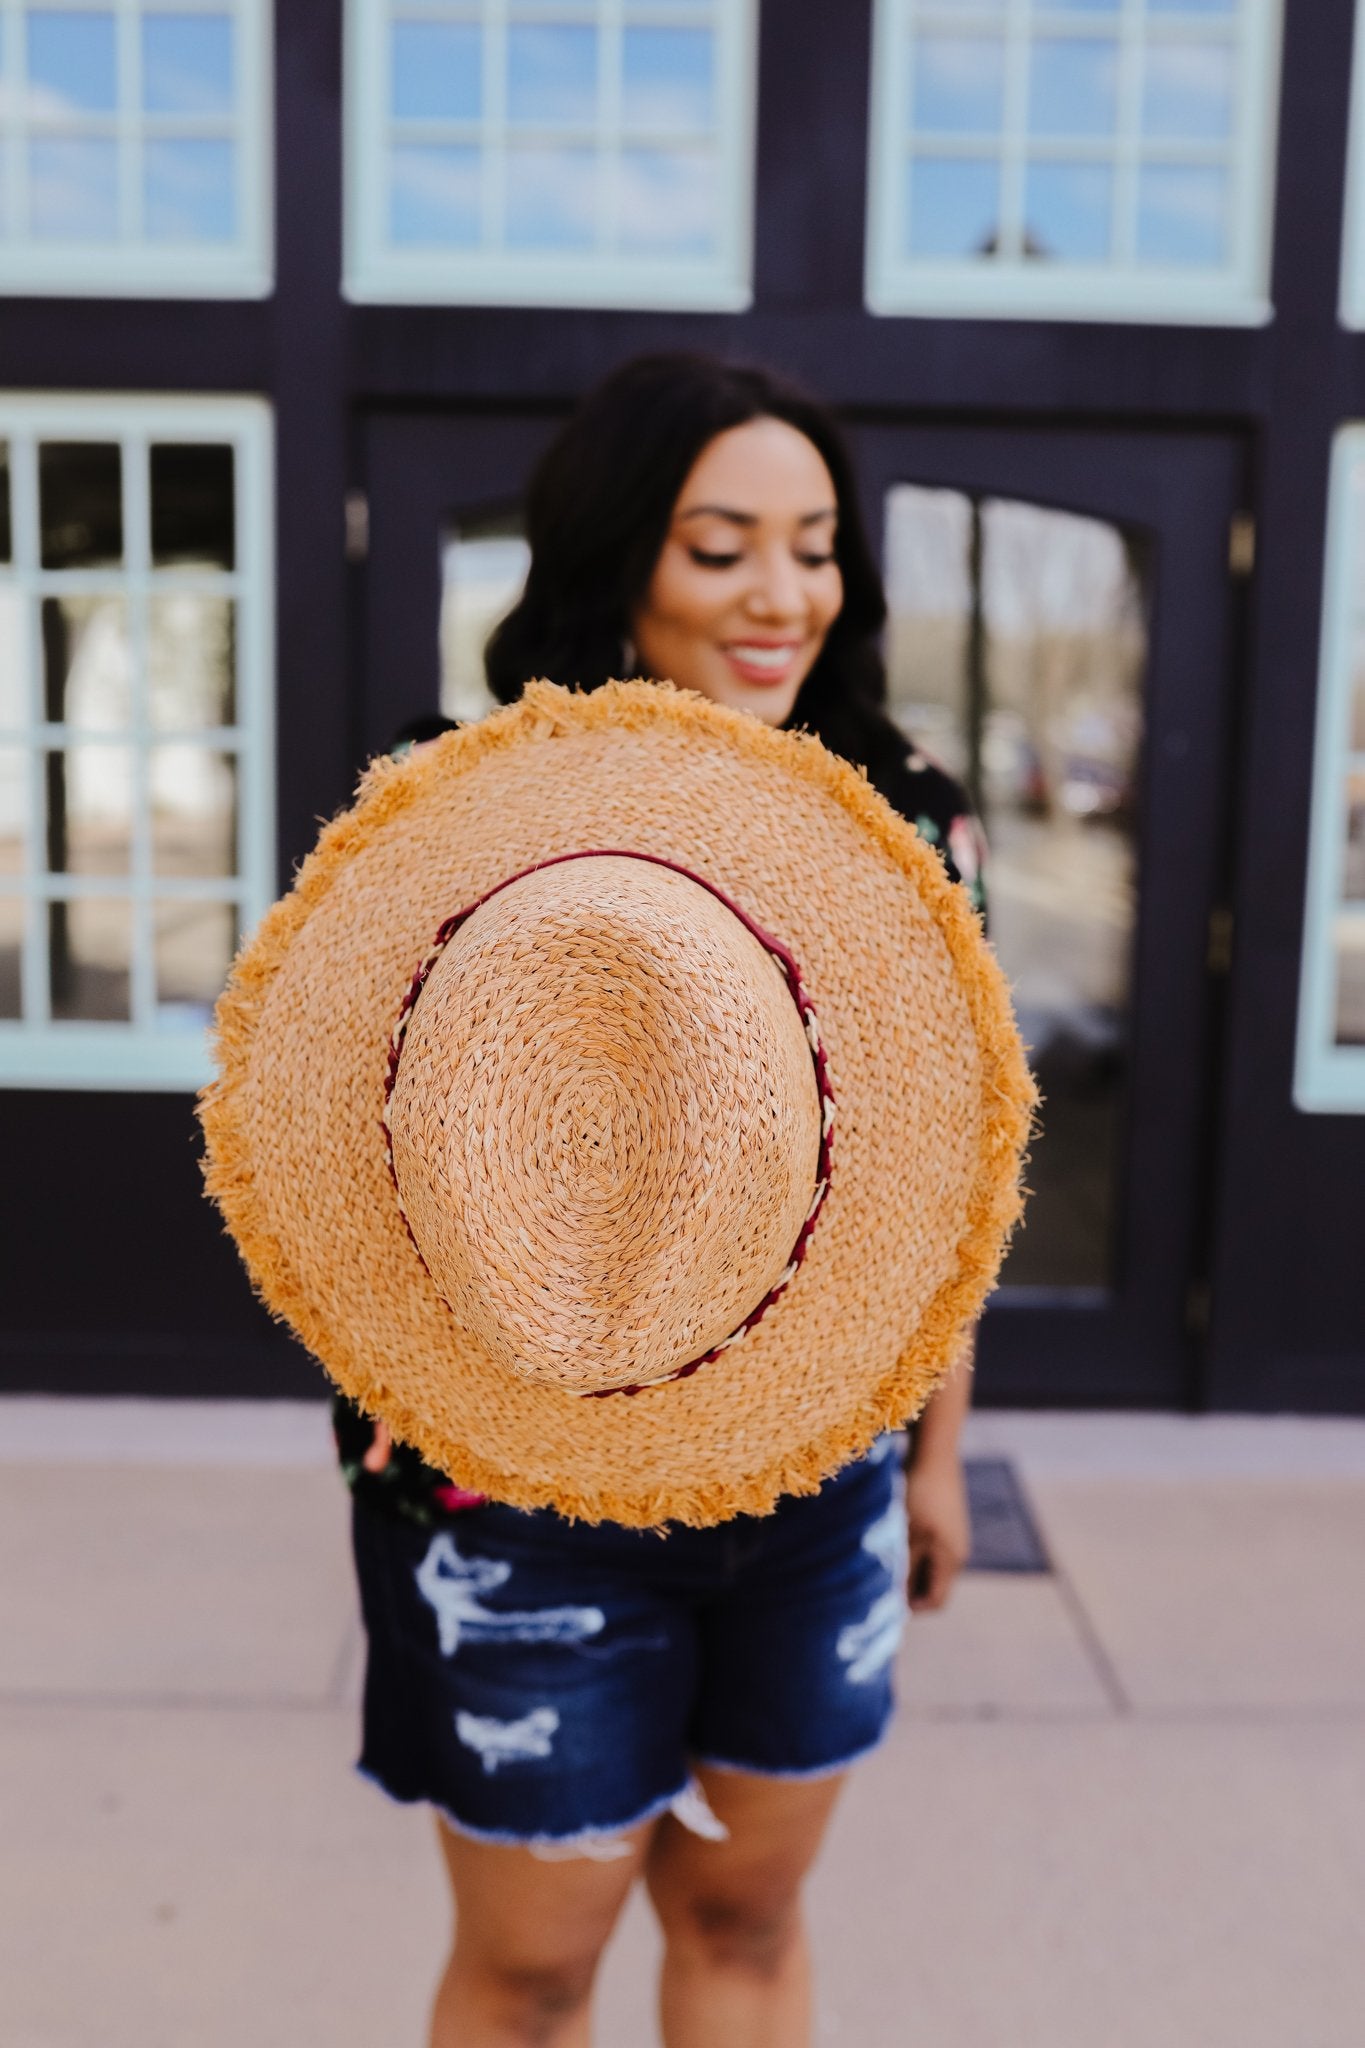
left=1185, top=1279, right=1212, bottom=1338
left=1228, top=511, right=1256, bottom=578
left=1207, top=904, right=1234, bottom=974
left=344, top=489, right=369, bottom=563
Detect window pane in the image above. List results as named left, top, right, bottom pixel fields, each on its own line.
left=141, top=12, right=234, bottom=115
left=28, top=137, right=119, bottom=240
left=440, top=519, right=529, bottom=726
left=154, top=897, right=235, bottom=1024
left=906, top=156, right=1000, bottom=258
left=912, top=36, right=1005, bottom=134
left=144, top=139, right=236, bottom=242
left=149, top=596, right=235, bottom=728
left=1345, top=772, right=1365, bottom=902
left=1142, top=39, right=1234, bottom=142
left=41, top=598, right=131, bottom=728
left=45, top=744, right=133, bottom=875
left=621, top=29, right=713, bottom=135
left=507, top=25, right=598, bottom=128
left=39, top=443, right=122, bottom=569
left=26, top=9, right=117, bottom=114
left=1137, top=162, right=1229, bottom=266
left=1148, top=0, right=1234, bottom=11
left=0, top=748, right=26, bottom=875
left=1029, top=37, right=1119, bottom=138
left=150, top=443, right=234, bottom=570
left=149, top=745, right=236, bottom=876
left=0, top=443, right=10, bottom=563
left=883, top=483, right=1147, bottom=1289
left=505, top=147, right=597, bottom=249
left=618, top=149, right=715, bottom=254
left=391, top=21, right=481, bottom=121
left=0, top=896, right=20, bottom=1019
left=49, top=896, right=130, bottom=1021
left=1024, top=161, right=1113, bottom=262
left=0, top=590, right=26, bottom=727
left=1335, top=929, right=1365, bottom=1047
left=390, top=146, right=481, bottom=246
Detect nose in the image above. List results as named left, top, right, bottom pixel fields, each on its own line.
left=743, top=544, right=807, bottom=623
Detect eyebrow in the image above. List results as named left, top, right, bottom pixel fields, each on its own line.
left=677, top=504, right=838, bottom=528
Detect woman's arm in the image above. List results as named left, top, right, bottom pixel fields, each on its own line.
left=904, top=1328, right=975, bottom=1612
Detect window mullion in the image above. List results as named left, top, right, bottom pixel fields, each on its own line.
left=12, top=436, right=45, bottom=1025
left=599, top=0, right=623, bottom=256
left=485, top=0, right=508, bottom=251
left=117, top=0, right=141, bottom=244
left=1112, top=0, right=1145, bottom=268
left=124, top=432, right=155, bottom=1029
left=11, top=2, right=30, bottom=248
left=1000, top=0, right=1031, bottom=264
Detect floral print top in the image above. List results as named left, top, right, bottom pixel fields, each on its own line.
left=335, top=738, right=987, bottom=1526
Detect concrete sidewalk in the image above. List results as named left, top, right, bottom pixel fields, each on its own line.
left=2, top=1402, right=1364, bottom=2047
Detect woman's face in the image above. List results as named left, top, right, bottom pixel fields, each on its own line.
left=630, top=417, right=845, bottom=727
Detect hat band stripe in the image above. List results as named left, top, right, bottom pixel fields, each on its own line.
left=382, top=849, right=835, bottom=1400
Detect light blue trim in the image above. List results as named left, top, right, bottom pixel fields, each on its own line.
left=0, top=392, right=275, bottom=1093
left=865, top=0, right=1284, bottom=326
left=1294, top=427, right=1365, bottom=1111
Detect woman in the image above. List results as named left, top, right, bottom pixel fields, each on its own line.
left=339, top=354, right=986, bottom=2047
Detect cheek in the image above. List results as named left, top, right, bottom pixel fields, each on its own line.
left=639, top=557, right=730, bottom=643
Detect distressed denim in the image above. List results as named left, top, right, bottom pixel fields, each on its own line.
left=352, top=1441, right=906, bottom=1849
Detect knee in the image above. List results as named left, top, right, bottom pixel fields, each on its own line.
left=651, top=1877, right=803, bottom=1983
left=465, top=1947, right=599, bottom=2042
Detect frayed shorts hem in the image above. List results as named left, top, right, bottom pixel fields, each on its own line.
left=356, top=1760, right=690, bottom=1854
left=692, top=1726, right=892, bottom=1784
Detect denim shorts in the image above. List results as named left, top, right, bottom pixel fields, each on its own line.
left=351, top=1440, right=906, bottom=1850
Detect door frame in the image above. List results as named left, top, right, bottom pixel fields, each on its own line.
left=361, top=407, right=1250, bottom=1410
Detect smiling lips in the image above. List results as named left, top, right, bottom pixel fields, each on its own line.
left=723, top=640, right=806, bottom=686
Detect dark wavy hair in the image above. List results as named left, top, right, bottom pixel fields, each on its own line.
left=484, top=352, right=910, bottom=790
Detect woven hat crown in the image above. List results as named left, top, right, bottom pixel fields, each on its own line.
left=387, top=854, right=825, bottom=1395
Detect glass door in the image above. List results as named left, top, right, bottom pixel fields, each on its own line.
left=852, top=423, right=1244, bottom=1404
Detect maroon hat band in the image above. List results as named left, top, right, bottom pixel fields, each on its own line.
left=382, top=849, right=836, bottom=1398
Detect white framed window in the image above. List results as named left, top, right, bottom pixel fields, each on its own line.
left=0, top=394, right=274, bottom=1090
left=0, top=1, right=273, bottom=297
left=344, top=0, right=756, bottom=308
left=1296, top=429, right=1365, bottom=1111
left=866, top=0, right=1284, bottom=325
left=1341, top=0, right=1365, bottom=326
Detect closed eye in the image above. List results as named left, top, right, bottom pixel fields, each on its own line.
left=688, top=548, right=743, bottom=569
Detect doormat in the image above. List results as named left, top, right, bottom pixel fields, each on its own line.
left=963, top=1458, right=1051, bottom=1573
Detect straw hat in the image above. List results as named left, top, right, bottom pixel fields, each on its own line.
left=200, top=681, right=1034, bottom=1527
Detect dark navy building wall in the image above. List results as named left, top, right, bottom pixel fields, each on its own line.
left=1, top=0, right=1362, bottom=1412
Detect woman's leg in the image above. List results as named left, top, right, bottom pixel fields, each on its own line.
left=430, top=1817, right=651, bottom=2048
left=645, top=1765, right=847, bottom=2048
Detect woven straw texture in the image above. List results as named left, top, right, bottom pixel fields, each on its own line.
left=390, top=855, right=823, bottom=1392
left=201, top=681, right=1035, bottom=1527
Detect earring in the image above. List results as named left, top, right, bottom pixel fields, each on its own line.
left=620, top=636, right=638, bottom=679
